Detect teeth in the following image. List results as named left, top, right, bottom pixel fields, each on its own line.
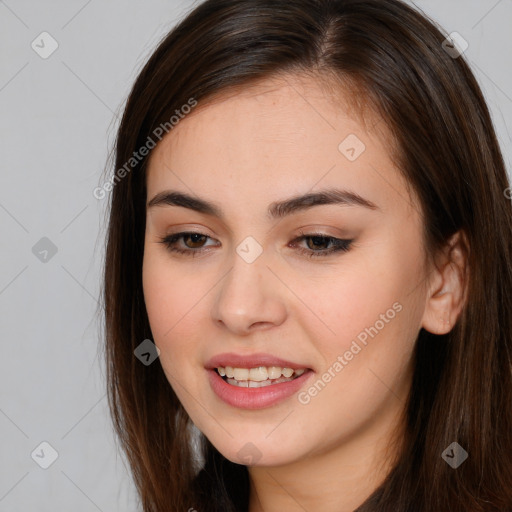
left=249, top=367, right=268, bottom=381
left=267, top=366, right=282, bottom=379
left=227, top=374, right=298, bottom=387
left=233, top=368, right=249, bottom=380
left=248, top=379, right=272, bottom=388
left=216, top=365, right=307, bottom=384
left=282, top=367, right=293, bottom=378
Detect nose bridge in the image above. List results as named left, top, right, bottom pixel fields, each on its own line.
left=212, top=237, right=286, bottom=332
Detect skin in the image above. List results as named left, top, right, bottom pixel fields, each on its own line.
left=142, top=72, right=467, bottom=512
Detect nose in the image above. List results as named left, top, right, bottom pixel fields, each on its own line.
left=211, top=247, right=287, bottom=335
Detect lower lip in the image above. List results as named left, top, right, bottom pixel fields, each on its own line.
left=207, top=369, right=314, bottom=410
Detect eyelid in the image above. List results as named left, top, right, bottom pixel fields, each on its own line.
left=160, top=226, right=346, bottom=245
left=158, top=229, right=353, bottom=258
left=162, top=223, right=349, bottom=239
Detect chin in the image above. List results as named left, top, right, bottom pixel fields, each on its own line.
left=208, top=433, right=302, bottom=467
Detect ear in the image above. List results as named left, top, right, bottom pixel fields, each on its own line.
left=421, top=230, right=469, bottom=335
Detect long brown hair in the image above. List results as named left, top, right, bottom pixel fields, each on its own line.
left=101, top=0, right=512, bottom=510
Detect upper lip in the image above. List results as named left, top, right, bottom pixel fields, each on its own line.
left=205, top=352, right=310, bottom=370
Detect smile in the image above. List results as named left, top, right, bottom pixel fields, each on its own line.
left=216, top=366, right=306, bottom=388
left=208, top=367, right=313, bottom=409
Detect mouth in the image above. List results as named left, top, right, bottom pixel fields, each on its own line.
left=215, top=366, right=307, bottom=388
left=205, top=353, right=314, bottom=409
left=207, top=364, right=314, bottom=409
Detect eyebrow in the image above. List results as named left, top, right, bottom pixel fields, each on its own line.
left=147, top=187, right=380, bottom=219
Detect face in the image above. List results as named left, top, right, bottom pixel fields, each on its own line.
left=142, top=73, right=432, bottom=468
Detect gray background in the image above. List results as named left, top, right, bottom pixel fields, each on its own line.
left=0, top=1, right=511, bottom=510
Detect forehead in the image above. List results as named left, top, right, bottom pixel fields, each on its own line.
left=145, top=72, right=414, bottom=219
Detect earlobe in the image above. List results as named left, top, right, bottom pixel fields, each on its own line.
left=420, top=230, right=469, bottom=335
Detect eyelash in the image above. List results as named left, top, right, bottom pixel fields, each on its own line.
left=158, top=230, right=353, bottom=258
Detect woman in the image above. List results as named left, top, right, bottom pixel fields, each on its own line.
left=101, top=0, right=512, bottom=510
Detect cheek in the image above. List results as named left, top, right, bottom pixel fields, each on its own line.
left=142, top=261, right=173, bottom=339
left=296, top=256, right=403, bottom=351
left=142, top=251, right=204, bottom=367
left=300, top=241, right=423, bottom=385
left=143, top=247, right=202, bottom=330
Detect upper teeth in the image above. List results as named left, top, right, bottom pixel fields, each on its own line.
left=217, top=366, right=305, bottom=381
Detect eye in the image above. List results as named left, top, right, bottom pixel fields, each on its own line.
left=158, top=232, right=217, bottom=257
left=290, top=230, right=353, bottom=258
left=158, top=231, right=353, bottom=258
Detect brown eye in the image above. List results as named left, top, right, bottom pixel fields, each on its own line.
left=304, top=235, right=331, bottom=251
left=291, top=232, right=353, bottom=258
left=182, top=233, right=208, bottom=248
left=159, top=232, right=216, bottom=255
left=160, top=231, right=352, bottom=258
